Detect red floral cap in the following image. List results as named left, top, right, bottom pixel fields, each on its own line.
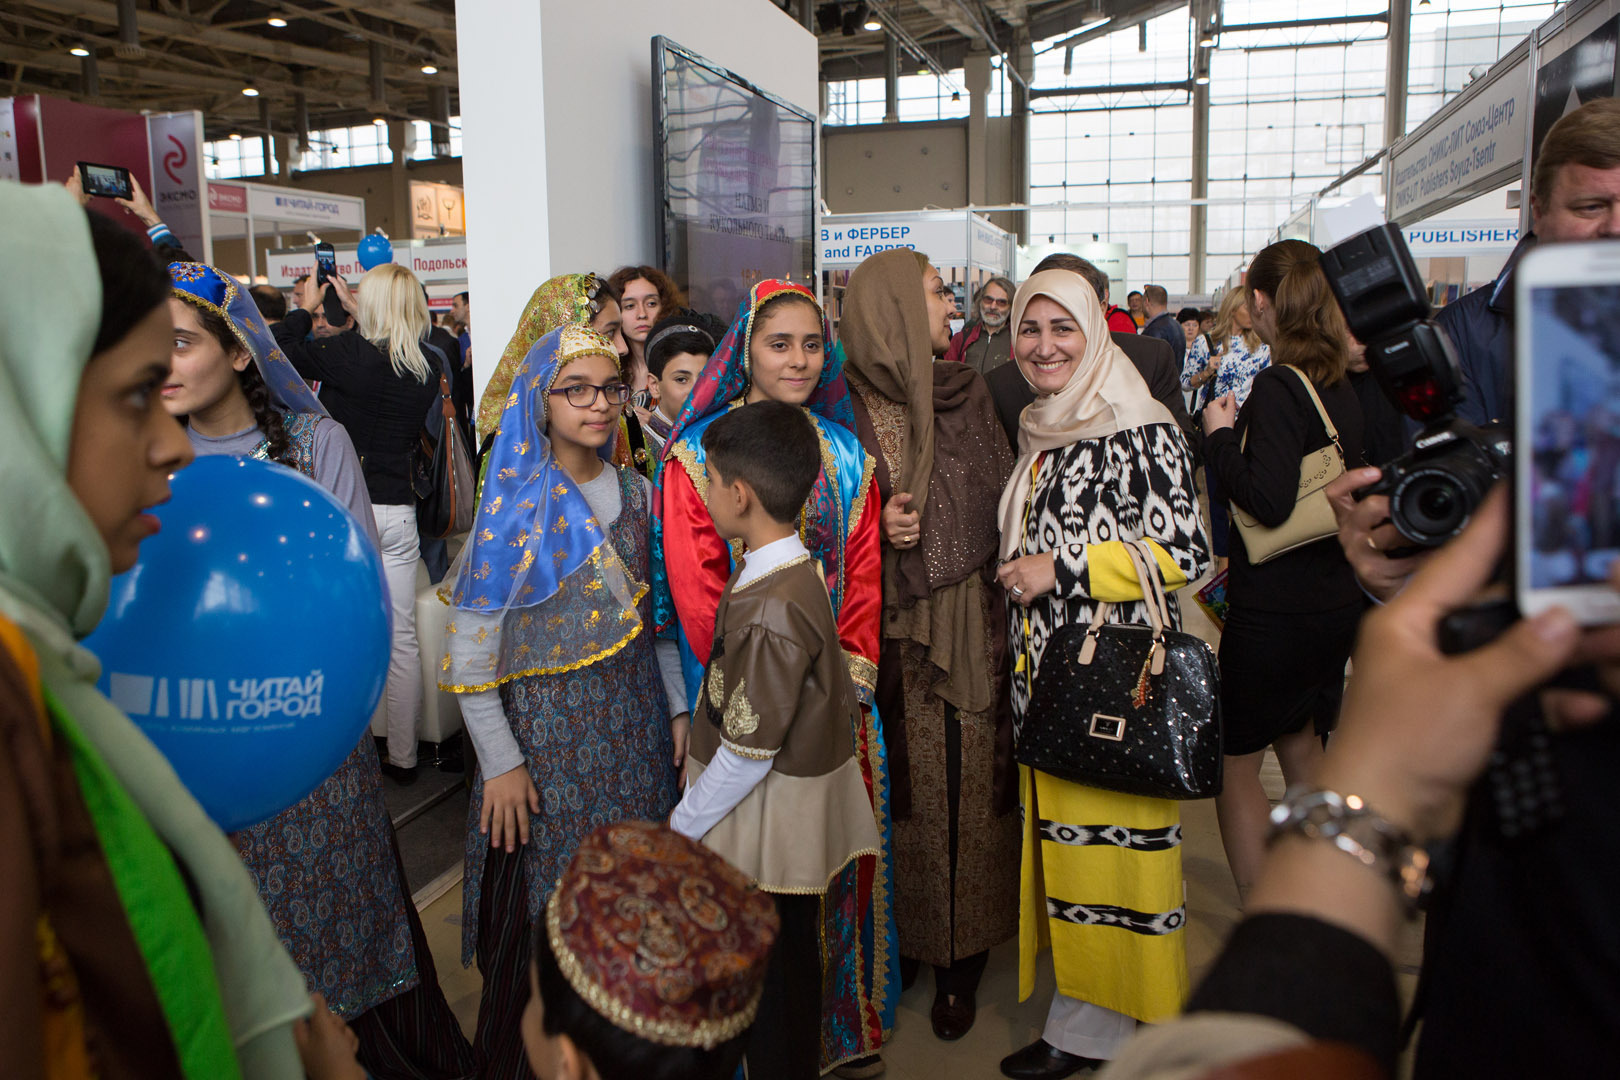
left=545, top=821, right=780, bottom=1049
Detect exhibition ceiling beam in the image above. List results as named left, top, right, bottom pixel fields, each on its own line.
left=984, top=0, right=1031, bottom=27
left=1043, top=0, right=1188, bottom=54
left=0, top=41, right=437, bottom=125
left=911, top=0, right=982, bottom=39
left=17, top=0, right=444, bottom=85
left=316, top=0, right=455, bottom=34
left=819, top=0, right=1147, bottom=80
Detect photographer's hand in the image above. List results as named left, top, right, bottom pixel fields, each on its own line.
left=1326, top=467, right=1430, bottom=602
left=114, top=174, right=161, bottom=228
left=64, top=166, right=90, bottom=208
left=301, top=282, right=327, bottom=316
left=1249, top=489, right=1579, bottom=952
left=329, top=274, right=360, bottom=317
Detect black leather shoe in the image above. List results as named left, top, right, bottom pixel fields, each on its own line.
left=832, top=1054, right=884, bottom=1078
left=930, top=988, right=975, bottom=1040
left=380, top=762, right=418, bottom=786
left=999, top=1039, right=1097, bottom=1079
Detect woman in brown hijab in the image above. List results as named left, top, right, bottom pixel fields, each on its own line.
left=839, top=249, right=1020, bottom=1042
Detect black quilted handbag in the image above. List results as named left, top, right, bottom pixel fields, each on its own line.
left=1016, top=540, right=1223, bottom=800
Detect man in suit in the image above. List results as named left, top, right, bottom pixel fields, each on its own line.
left=985, top=254, right=1197, bottom=461
left=1139, top=283, right=1188, bottom=367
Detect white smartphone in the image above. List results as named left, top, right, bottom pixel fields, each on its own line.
left=1515, top=240, right=1620, bottom=625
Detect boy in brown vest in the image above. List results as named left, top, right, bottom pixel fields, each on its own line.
left=669, top=400, right=882, bottom=1080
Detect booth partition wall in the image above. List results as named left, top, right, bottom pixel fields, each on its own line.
left=822, top=0, right=1564, bottom=292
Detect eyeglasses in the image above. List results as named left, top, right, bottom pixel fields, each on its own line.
left=548, top=382, right=631, bottom=408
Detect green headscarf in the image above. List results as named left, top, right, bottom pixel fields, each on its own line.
left=0, top=181, right=310, bottom=1079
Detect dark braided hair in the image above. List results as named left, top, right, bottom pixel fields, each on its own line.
left=184, top=299, right=295, bottom=465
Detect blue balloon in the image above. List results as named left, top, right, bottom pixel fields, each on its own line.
left=356, top=233, right=394, bottom=271
left=83, top=455, right=391, bottom=832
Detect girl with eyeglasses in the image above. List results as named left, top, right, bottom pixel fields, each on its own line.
left=437, top=324, right=686, bottom=1077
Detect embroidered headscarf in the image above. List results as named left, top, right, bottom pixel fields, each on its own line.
left=440, top=324, right=643, bottom=691
left=476, top=273, right=606, bottom=439
left=997, top=269, right=1175, bottom=560
left=662, top=279, right=853, bottom=451
left=651, top=280, right=857, bottom=639
left=168, top=262, right=327, bottom=418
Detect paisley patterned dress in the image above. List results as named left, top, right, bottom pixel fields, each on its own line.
left=459, top=465, right=680, bottom=965
left=227, top=413, right=418, bottom=1018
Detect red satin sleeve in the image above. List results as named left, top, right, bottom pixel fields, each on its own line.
left=662, top=460, right=731, bottom=667
left=838, top=474, right=883, bottom=701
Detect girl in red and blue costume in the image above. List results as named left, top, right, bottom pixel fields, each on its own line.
left=651, top=279, right=897, bottom=1071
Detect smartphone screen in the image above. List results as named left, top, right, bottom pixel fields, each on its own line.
left=1517, top=243, right=1620, bottom=622
left=78, top=161, right=133, bottom=201
left=314, top=243, right=337, bottom=286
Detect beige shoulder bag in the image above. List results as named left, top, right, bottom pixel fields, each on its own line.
left=1230, top=366, right=1345, bottom=564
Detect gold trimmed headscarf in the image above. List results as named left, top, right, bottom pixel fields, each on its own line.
left=440, top=324, right=644, bottom=691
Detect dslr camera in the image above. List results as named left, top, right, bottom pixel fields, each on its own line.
left=1320, top=224, right=1511, bottom=547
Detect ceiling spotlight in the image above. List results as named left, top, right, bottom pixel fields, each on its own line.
left=420, top=63, right=438, bottom=74
left=69, top=46, right=90, bottom=57
left=229, top=132, right=242, bottom=141
left=267, top=17, right=288, bottom=28
left=242, top=85, right=259, bottom=97
left=917, top=66, right=929, bottom=76
left=1194, top=73, right=1210, bottom=85
left=373, top=116, right=386, bottom=125
left=951, top=90, right=961, bottom=102
left=1199, top=34, right=1215, bottom=47
left=862, top=4, right=882, bottom=32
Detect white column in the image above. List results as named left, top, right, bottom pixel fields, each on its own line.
left=454, top=0, right=550, bottom=414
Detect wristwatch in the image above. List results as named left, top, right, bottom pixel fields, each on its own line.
left=1268, top=785, right=1433, bottom=914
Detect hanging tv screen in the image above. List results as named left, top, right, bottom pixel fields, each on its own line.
left=653, top=36, right=816, bottom=319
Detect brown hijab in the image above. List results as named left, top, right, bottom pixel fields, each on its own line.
left=838, top=248, right=938, bottom=526
left=841, top=250, right=1017, bottom=813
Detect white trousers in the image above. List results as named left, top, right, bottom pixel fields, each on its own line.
left=1043, top=993, right=1137, bottom=1061
left=372, top=503, right=423, bottom=768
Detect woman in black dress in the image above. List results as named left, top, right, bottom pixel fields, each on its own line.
left=1201, top=239, right=1366, bottom=902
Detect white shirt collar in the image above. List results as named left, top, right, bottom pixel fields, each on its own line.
left=735, top=534, right=809, bottom=589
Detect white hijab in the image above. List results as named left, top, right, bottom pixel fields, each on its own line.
left=997, top=270, right=1175, bottom=559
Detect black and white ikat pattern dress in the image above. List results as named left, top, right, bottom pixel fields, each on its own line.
left=1008, top=420, right=1210, bottom=730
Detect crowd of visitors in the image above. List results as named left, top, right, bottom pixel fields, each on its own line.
left=7, top=95, right=1620, bottom=1080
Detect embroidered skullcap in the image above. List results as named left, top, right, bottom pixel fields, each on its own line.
left=545, top=820, right=779, bottom=1049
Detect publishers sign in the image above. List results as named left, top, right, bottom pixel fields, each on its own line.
left=1388, top=53, right=1528, bottom=224
left=246, top=182, right=364, bottom=229
left=147, top=111, right=209, bottom=262
left=1403, top=219, right=1522, bottom=258
left=264, top=239, right=469, bottom=287
left=209, top=183, right=247, bottom=213
left=821, top=213, right=1011, bottom=272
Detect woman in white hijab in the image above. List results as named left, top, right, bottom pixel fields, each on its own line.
left=994, top=270, right=1210, bottom=1080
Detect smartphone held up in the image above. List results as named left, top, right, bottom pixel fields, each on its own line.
left=1515, top=240, right=1620, bottom=626
left=77, top=161, right=134, bottom=201
left=313, top=242, right=348, bottom=328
